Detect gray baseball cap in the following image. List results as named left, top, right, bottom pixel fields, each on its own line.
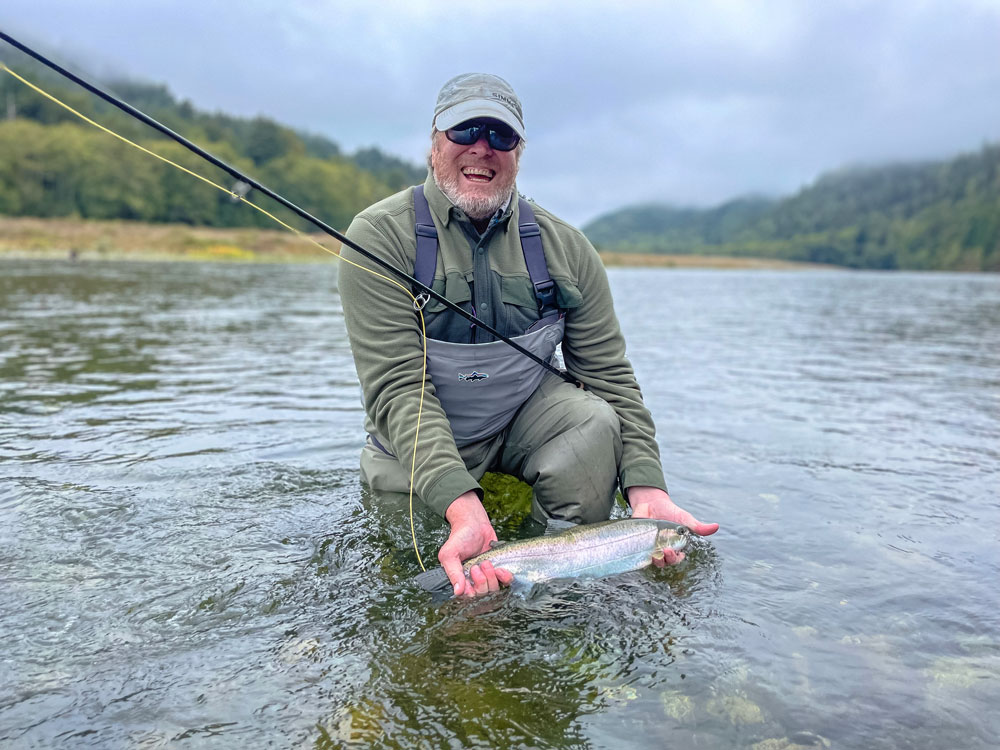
left=432, top=73, right=525, bottom=139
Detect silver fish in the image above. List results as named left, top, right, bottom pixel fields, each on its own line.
left=415, top=518, right=690, bottom=592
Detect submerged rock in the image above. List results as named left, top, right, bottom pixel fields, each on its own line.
left=925, top=655, right=996, bottom=691
left=660, top=689, right=696, bottom=722
left=705, top=693, right=765, bottom=724
left=276, top=636, right=320, bottom=665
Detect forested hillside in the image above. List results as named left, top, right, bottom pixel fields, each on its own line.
left=0, top=56, right=426, bottom=231
left=3, top=53, right=997, bottom=270
left=584, top=145, right=1000, bottom=271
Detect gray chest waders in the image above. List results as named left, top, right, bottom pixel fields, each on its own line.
left=375, top=186, right=566, bottom=448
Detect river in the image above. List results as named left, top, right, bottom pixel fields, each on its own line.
left=1, top=259, right=998, bottom=749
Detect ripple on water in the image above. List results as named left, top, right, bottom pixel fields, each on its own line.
left=2, top=262, right=1000, bottom=748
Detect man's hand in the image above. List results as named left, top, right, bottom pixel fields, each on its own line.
left=440, top=491, right=514, bottom=597
left=627, top=486, right=719, bottom=568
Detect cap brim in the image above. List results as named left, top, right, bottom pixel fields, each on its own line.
left=434, top=100, right=525, bottom=139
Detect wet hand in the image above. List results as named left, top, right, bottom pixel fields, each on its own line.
left=440, top=492, right=514, bottom=597
left=627, top=486, right=719, bottom=568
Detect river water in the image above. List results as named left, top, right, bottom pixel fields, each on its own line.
left=1, top=259, right=998, bottom=749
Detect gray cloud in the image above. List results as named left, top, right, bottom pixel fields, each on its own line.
left=3, top=0, right=999, bottom=224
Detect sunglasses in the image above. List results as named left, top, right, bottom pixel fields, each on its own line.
left=444, top=120, right=521, bottom=151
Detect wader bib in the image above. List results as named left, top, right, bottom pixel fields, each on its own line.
left=361, top=187, right=627, bottom=524
left=395, top=186, right=564, bottom=447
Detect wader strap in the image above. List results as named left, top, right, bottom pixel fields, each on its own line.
left=517, top=198, right=558, bottom=314
left=411, top=187, right=558, bottom=314
left=413, top=185, right=437, bottom=290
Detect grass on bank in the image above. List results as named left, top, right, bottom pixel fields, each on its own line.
left=0, top=215, right=339, bottom=263
left=0, top=215, right=831, bottom=269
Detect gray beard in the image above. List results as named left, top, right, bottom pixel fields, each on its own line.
left=432, top=170, right=515, bottom=221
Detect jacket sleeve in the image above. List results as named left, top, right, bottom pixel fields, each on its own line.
left=557, top=230, right=669, bottom=495
left=338, top=210, right=481, bottom=517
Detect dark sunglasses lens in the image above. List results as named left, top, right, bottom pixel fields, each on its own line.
left=487, top=126, right=519, bottom=151
left=446, top=121, right=519, bottom=151
left=446, top=124, right=482, bottom=145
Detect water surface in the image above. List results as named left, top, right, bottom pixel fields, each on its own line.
left=2, top=259, right=998, bottom=749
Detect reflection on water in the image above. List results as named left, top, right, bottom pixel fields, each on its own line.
left=2, top=259, right=998, bottom=748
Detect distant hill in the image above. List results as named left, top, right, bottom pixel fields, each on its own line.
left=584, top=197, right=775, bottom=248
left=0, top=53, right=426, bottom=231
left=584, top=145, right=1000, bottom=271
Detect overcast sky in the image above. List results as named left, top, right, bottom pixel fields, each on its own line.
left=3, top=0, right=1000, bottom=225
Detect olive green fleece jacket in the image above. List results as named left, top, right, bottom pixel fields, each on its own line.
left=338, top=174, right=667, bottom=517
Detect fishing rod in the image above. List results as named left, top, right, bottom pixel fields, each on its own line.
left=0, top=29, right=579, bottom=387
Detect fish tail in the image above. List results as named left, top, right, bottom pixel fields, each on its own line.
left=413, top=566, right=453, bottom=593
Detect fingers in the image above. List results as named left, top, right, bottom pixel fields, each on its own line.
left=458, top=561, right=515, bottom=598
left=637, top=501, right=720, bottom=537
left=439, top=548, right=468, bottom=597
left=690, top=521, right=720, bottom=536
left=495, top=567, right=514, bottom=586
left=652, top=547, right=686, bottom=567
left=675, top=509, right=719, bottom=536
left=468, top=564, right=489, bottom=596
left=444, top=566, right=467, bottom=597
left=468, top=561, right=504, bottom=596
left=479, top=561, right=501, bottom=592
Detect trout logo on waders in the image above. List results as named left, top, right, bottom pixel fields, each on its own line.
left=458, top=371, right=489, bottom=382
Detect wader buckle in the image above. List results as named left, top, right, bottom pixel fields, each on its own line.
left=533, top=279, right=557, bottom=311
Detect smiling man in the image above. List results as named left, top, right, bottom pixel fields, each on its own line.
left=338, top=73, right=718, bottom=597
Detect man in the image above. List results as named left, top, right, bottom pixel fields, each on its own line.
left=339, top=73, right=718, bottom=597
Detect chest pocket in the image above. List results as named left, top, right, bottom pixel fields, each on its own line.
left=500, top=275, right=546, bottom=337
left=423, top=273, right=474, bottom=342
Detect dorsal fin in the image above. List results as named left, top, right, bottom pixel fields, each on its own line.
left=542, top=518, right=577, bottom=535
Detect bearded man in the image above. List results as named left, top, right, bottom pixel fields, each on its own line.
left=338, top=73, right=718, bottom=597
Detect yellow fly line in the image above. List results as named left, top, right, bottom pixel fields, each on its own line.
left=1, top=62, right=432, bottom=571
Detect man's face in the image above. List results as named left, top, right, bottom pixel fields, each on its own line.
left=430, top=120, right=521, bottom=221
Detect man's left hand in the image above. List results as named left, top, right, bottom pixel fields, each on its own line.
left=627, top=486, right=719, bottom=568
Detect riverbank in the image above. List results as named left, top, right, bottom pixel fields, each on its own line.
left=0, top=216, right=339, bottom=263
left=598, top=251, right=834, bottom=270
left=0, top=215, right=830, bottom=269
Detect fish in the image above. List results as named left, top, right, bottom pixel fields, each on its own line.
left=414, top=518, right=691, bottom=593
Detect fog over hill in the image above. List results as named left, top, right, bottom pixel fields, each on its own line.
left=583, top=145, right=1000, bottom=271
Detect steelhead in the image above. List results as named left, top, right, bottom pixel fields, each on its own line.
left=414, top=518, right=691, bottom=593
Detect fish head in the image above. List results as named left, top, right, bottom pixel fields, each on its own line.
left=654, top=522, right=691, bottom=552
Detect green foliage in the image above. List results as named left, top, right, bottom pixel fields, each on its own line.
left=258, top=153, right=387, bottom=231
left=584, top=197, right=774, bottom=248
left=243, top=117, right=306, bottom=165
left=351, top=146, right=427, bottom=192
left=0, top=56, right=425, bottom=230
left=584, top=145, right=1000, bottom=271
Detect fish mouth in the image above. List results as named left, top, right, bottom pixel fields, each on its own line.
left=656, top=525, right=691, bottom=551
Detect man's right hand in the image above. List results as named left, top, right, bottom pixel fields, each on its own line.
left=439, top=491, right=514, bottom=597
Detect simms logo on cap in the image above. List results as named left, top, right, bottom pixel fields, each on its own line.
left=491, top=92, right=518, bottom=109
